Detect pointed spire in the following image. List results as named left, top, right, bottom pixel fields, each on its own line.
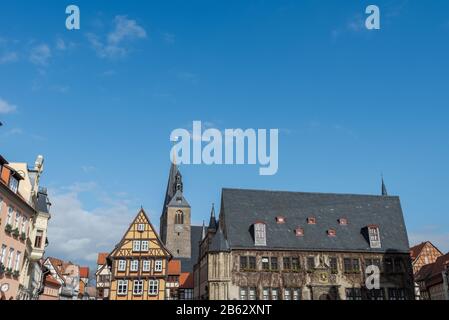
left=381, top=174, right=388, bottom=196
left=202, top=220, right=207, bottom=240
left=208, top=203, right=218, bottom=232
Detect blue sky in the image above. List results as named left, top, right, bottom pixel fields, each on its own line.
left=1, top=0, right=448, bottom=267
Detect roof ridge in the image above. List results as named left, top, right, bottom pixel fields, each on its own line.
left=222, top=187, right=399, bottom=198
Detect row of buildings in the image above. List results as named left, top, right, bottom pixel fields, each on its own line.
left=0, top=153, right=93, bottom=300
left=94, top=160, right=448, bottom=300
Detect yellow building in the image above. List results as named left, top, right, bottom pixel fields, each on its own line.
left=108, top=209, right=172, bottom=300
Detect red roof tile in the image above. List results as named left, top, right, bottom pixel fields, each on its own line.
left=44, top=274, right=61, bottom=288
left=179, top=272, right=194, bottom=289
left=97, top=253, right=108, bottom=265
left=168, top=260, right=181, bottom=275
left=79, top=267, right=89, bottom=278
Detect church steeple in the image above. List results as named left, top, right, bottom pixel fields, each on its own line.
left=381, top=175, right=388, bottom=196
left=208, top=203, right=218, bottom=232
left=160, top=158, right=191, bottom=259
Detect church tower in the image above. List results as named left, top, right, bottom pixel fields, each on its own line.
left=160, top=161, right=192, bottom=258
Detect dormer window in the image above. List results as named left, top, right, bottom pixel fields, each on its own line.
left=367, top=225, right=381, bottom=248
left=307, top=217, right=316, bottom=225
left=295, top=227, right=304, bottom=237
left=254, top=222, right=266, bottom=246
left=8, top=176, right=19, bottom=193
left=276, top=216, right=285, bottom=224
left=327, top=229, right=337, bottom=237
left=338, top=218, right=348, bottom=225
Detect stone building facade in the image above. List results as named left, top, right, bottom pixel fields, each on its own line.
left=194, top=188, right=415, bottom=300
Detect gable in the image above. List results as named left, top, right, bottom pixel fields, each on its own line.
left=110, top=209, right=172, bottom=258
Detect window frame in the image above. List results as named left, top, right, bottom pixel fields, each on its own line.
left=155, top=260, right=163, bottom=272
left=133, top=280, right=144, bottom=296
left=117, top=280, right=128, bottom=296
left=148, top=279, right=159, bottom=296
left=130, top=259, right=139, bottom=272
left=118, top=259, right=127, bottom=272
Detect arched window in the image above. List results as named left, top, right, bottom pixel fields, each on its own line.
left=175, top=210, right=184, bottom=225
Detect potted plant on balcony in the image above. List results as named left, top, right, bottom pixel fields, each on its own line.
left=5, top=224, right=12, bottom=235
left=12, top=228, right=20, bottom=238
left=20, top=232, right=27, bottom=241
left=12, top=270, right=20, bottom=278
left=0, top=263, right=5, bottom=275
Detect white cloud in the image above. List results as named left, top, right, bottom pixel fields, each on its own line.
left=0, top=52, right=18, bottom=64
left=88, top=15, right=147, bottom=59
left=46, top=183, right=138, bottom=264
left=0, top=98, right=17, bottom=114
left=29, top=44, right=51, bottom=66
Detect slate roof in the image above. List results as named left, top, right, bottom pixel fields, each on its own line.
left=209, top=227, right=230, bottom=252
left=220, top=188, right=410, bottom=253
left=179, top=225, right=203, bottom=273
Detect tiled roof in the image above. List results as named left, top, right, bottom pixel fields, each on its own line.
left=417, top=252, right=449, bottom=287
left=179, top=272, right=194, bottom=289
left=220, top=188, right=410, bottom=253
left=168, top=260, right=181, bottom=275
left=97, top=252, right=108, bottom=265
left=79, top=267, right=89, bottom=278
left=410, top=242, right=427, bottom=260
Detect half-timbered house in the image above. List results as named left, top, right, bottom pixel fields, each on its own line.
left=108, top=208, right=172, bottom=300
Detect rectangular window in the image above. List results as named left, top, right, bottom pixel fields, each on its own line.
left=293, top=289, right=301, bottom=300
left=271, top=288, right=279, bottom=300
left=292, top=258, right=300, bottom=271
left=346, top=288, right=362, bottom=300
left=7, top=207, right=14, bottom=225
left=366, top=288, right=385, bottom=300
left=261, top=257, right=270, bottom=271
left=14, top=212, right=21, bottom=229
left=249, top=287, right=257, bottom=300
left=132, top=240, right=141, bottom=252
left=284, top=288, right=291, bottom=300
left=388, top=288, right=406, bottom=300
left=262, top=288, right=270, bottom=300
left=141, top=241, right=149, bottom=252
left=283, top=257, right=291, bottom=270
left=34, top=230, right=43, bottom=249
left=130, top=260, right=139, bottom=272
left=240, top=288, right=247, bottom=300
left=117, top=280, right=128, bottom=295
left=137, top=224, right=145, bottom=232
left=330, top=257, right=338, bottom=273
left=0, top=245, right=6, bottom=264
left=393, top=258, right=403, bottom=272
left=270, top=257, right=278, bottom=271
left=385, top=258, right=393, bottom=273
left=14, top=251, right=21, bottom=271
left=254, top=223, right=267, bottom=246
left=240, top=256, right=248, bottom=270
left=307, top=257, right=315, bottom=270
left=155, top=260, right=163, bottom=272
left=149, top=280, right=159, bottom=295
left=9, top=176, right=18, bottom=193
left=142, top=260, right=150, bottom=272
left=133, top=280, right=143, bottom=295
left=344, top=258, right=352, bottom=273
left=118, top=260, right=126, bottom=271
left=352, top=259, right=360, bottom=273
left=7, top=248, right=14, bottom=269
left=368, top=226, right=381, bottom=248
left=248, top=256, right=256, bottom=270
